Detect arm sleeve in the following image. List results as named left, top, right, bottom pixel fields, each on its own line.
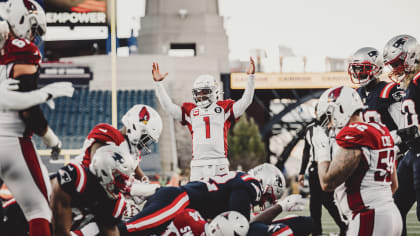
left=0, top=89, right=49, bottom=110
left=232, top=74, right=255, bottom=118
left=154, top=81, right=182, bottom=121
left=299, top=132, right=311, bottom=175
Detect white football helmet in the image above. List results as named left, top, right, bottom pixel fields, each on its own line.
left=89, top=144, right=136, bottom=199
left=192, top=74, right=220, bottom=108
left=318, top=86, right=363, bottom=129
left=5, top=0, right=47, bottom=40
left=248, top=163, right=286, bottom=209
left=383, top=34, right=419, bottom=83
left=205, top=211, right=249, bottom=236
left=348, top=47, right=384, bottom=87
left=121, top=105, right=163, bottom=154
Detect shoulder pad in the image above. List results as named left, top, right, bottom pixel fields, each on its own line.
left=2, top=38, right=41, bottom=65
left=181, top=102, right=196, bottom=115
left=57, top=163, right=87, bottom=194
left=216, top=99, right=235, bottom=112
left=336, top=122, right=393, bottom=150
left=379, top=82, right=398, bottom=99
left=87, top=123, right=125, bottom=145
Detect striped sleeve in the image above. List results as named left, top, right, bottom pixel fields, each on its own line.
left=56, top=163, right=87, bottom=195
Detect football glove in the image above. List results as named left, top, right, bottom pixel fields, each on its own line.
left=40, top=82, right=75, bottom=100
left=312, top=126, right=331, bottom=162
left=277, top=194, right=305, bottom=212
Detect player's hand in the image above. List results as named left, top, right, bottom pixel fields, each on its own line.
left=0, top=79, right=20, bottom=91
left=130, top=180, right=160, bottom=198
left=152, top=62, right=168, bottom=82
left=50, top=142, right=61, bottom=160
left=246, top=57, right=255, bottom=75
left=41, top=82, right=75, bottom=99
left=73, top=222, right=100, bottom=236
left=0, top=20, right=9, bottom=49
left=277, top=194, right=305, bottom=212
left=298, top=174, right=305, bottom=187
left=313, top=126, right=331, bottom=162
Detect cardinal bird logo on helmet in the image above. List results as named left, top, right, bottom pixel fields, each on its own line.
left=139, top=107, right=150, bottom=124
left=328, top=86, right=343, bottom=102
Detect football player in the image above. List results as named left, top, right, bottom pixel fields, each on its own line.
left=119, top=163, right=307, bottom=236
left=74, top=104, right=163, bottom=183
left=52, top=144, right=136, bottom=236
left=348, top=47, right=405, bottom=151
left=383, top=34, right=420, bottom=236
left=0, top=1, right=74, bottom=235
left=316, top=86, right=402, bottom=235
left=152, top=58, right=255, bottom=181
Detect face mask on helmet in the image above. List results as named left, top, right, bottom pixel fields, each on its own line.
left=136, top=133, right=156, bottom=154
left=192, top=74, right=219, bottom=108
left=383, top=35, right=418, bottom=83
left=205, top=211, right=249, bottom=236
left=348, top=47, right=383, bottom=87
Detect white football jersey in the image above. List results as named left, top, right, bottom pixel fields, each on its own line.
left=333, top=122, right=395, bottom=217
left=0, top=38, right=42, bottom=137
left=181, top=100, right=237, bottom=160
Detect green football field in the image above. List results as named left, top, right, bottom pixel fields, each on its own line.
left=277, top=201, right=419, bottom=235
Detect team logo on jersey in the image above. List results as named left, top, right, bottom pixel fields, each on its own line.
left=193, top=109, right=199, bottom=116
left=214, top=107, right=222, bottom=113
left=139, top=107, right=150, bottom=124
left=327, top=86, right=343, bottom=102
left=392, top=90, right=404, bottom=102
left=58, top=169, right=72, bottom=185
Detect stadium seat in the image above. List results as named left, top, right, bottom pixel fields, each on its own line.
left=36, top=89, right=158, bottom=153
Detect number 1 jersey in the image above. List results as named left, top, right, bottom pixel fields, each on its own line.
left=181, top=100, right=237, bottom=160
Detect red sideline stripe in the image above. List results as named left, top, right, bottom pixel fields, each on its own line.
left=380, top=83, right=396, bottom=98
left=3, top=198, right=16, bottom=208
left=19, top=138, right=49, bottom=202
left=358, top=209, right=375, bottom=236
left=126, top=192, right=189, bottom=232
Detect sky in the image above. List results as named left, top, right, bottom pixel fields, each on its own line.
left=118, top=0, right=420, bottom=71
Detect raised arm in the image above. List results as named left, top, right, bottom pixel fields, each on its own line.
left=232, top=57, right=255, bottom=117
left=0, top=79, right=74, bottom=110
left=152, top=62, right=182, bottom=121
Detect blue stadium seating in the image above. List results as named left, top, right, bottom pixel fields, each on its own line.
left=33, top=88, right=158, bottom=155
